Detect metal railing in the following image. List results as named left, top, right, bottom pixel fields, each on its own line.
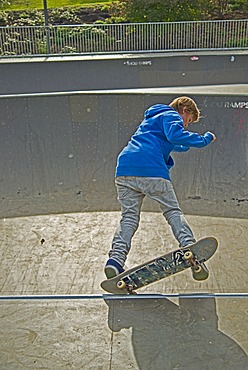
left=0, top=19, right=247, bottom=57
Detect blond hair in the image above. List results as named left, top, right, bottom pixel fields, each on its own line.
left=169, top=96, right=200, bottom=122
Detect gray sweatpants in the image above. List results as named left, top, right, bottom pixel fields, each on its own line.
left=109, top=176, right=195, bottom=267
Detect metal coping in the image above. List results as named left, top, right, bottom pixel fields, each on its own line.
left=0, top=293, right=247, bottom=301
left=0, top=85, right=247, bottom=99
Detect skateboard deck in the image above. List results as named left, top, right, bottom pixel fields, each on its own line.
left=101, top=237, right=218, bottom=294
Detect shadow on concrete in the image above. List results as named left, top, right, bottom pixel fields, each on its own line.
left=105, top=297, right=248, bottom=370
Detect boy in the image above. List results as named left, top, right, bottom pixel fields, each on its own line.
left=104, top=96, right=216, bottom=279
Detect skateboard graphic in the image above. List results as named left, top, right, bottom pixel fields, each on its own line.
left=101, top=237, right=218, bottom=294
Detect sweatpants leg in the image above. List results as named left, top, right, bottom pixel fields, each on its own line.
left=144, top=177, right=195, bottom=247
left=109, top=177, right=145, bottom=266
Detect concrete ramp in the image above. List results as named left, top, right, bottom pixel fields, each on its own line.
left=0, top=75, right=247, bottom=367
left=0, top=212, right=247, bottom=369
left=0, top=51, right=247, bottom=95
left=0, top=85, right=248, bottom=219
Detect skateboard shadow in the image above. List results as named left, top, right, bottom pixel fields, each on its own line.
left=104, top=296, right=248, bottom=370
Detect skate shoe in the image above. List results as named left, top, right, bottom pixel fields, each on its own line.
left=104, top=259, right=125, bottom=279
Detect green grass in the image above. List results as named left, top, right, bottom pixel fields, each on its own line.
left=3, top=0, right=111, bottom=11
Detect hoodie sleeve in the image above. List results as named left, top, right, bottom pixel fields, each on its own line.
left=173, top=145, right=190, bottom=152
left=163, top=113, right=213, bottom=148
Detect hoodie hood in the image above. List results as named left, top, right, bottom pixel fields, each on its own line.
left=144, top=104, right=174, bottom=119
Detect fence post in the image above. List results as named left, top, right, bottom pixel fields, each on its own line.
left=43, top=0, right=51, bottom=54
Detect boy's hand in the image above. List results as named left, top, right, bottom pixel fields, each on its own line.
left=209, top=132, right=217, bottom=142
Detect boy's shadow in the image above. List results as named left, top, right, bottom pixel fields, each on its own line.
left=105, top=296, right=248, bottom=370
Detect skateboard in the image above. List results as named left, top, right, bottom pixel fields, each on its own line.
left=101, top=237, right=218, bottom=294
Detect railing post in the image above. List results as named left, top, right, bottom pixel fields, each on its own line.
left=43, top=0, right=51, bottom=54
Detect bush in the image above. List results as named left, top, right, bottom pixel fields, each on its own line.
left=0, top=1, right=246, bottom=27
left=6, top=9, right=45, bottom=25
left=49, top=8, right=81, bottom=24
left=0, top=10, right=7, bottom=25
left=109, top=0, right=209, bottom=22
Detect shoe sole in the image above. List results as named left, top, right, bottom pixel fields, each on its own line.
left=105, top=266, right=118, bottom=279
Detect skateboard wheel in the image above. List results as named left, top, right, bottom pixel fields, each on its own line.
left=194, top=265, right=202, bottom=273
left=117, top=280, right=126, bottom=289
left=184, top=251, right=193, bottom=260
left=192, top=264, right=209, bottom=281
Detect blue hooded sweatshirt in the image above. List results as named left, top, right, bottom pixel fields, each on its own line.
left=116, top=104, right=213, bottom=180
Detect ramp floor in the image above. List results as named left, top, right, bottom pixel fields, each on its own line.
left=0, top=212, right=247, bottom=369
